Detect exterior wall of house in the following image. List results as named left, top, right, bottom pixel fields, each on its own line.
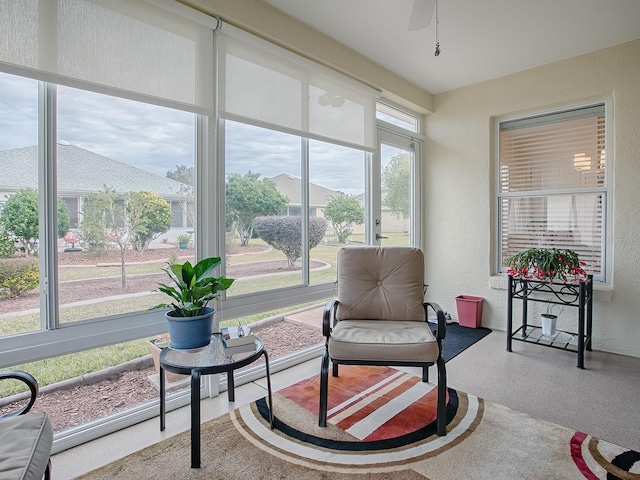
left=423, top=39, right=640, bottom=358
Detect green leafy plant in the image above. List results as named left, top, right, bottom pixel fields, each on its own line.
left=149, top=257, right=234, bottom=317
left=506, top=247, right=587, bottom=283
left=176, top=233, right=191, bottom=244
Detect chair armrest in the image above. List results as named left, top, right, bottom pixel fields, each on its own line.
left=425, top=302, right=446, bottom=341
left=0, top=371, right=38, bottom=418
left=323, top=300, right=338, bottom=337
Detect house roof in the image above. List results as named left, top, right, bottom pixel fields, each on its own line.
left=268, top=173, right=348, bottom=207
left=0, top=144, right=185, bottom=198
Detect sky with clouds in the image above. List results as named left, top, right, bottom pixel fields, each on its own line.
left=0, top=71, right=405, bottom=196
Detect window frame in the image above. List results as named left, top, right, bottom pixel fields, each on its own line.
left=494, top=100, right=612, bottom=283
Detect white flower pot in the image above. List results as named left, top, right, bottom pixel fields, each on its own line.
left=540, top=314, right=557, bottom=336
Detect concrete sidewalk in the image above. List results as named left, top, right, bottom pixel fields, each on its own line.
left=284, top=306, right=323, bottom=331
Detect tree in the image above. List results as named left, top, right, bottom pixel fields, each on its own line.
left=0, top=188, right=70, bottom=256
left=57, top=201, right=70, bottom=238
left=127, top=191, right=172, bottom=251
left=382, top=153, right=411, bottom=219
left=226, top=172, right=288, bottom=246
left=0, top=225, right=15, bottom=259
left=166, top=164, right=195, bottom=228
left=323, top=195, right=364, bottom=243
left=79, top=187, right=130, bottom=288
left=166, top=164, right=194, bottom=186
left=253, top=216, right=327, bottom=269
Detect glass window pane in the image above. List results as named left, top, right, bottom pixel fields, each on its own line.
left=380, top=143, right=412, bottom=246
left=0, top=72, right=41, bottom=338
left=376, top=102, right=419, bottom=132
left=56, top=86, right=196, bottom=324
left=497, top=103, right=607, bottom=280
left=309, top=140, right=366, bottom=284
left=224, top=120, right=303, bottom=296
left=1, top=338, right=190, bottom=434
left=500, top=193, right=603, bottom=276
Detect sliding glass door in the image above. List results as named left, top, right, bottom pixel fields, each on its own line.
left=376, top=129, right=420, bottom=247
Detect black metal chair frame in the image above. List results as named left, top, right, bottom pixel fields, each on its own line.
left=0, top=371, right=52, bottom=480
left=319, top=300, right=448, bottom=437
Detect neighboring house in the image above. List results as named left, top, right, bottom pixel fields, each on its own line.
left=268, top=173, right=338, bottom=218
left=0, top=143, right=191, bottom=230
left=269, top=174, right=408, bottom=235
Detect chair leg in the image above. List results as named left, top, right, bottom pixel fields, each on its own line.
left=332, top=360, right=339, bottom=377
left=436, top=354, right=447, bottom=436
left=422, top=365, right=429, bottom=382
left=319, top=350, right=330, bottom=427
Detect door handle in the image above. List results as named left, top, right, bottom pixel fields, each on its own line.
left=376, top=234, right=388, bottom=240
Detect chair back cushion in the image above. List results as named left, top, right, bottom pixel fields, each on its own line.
left=336, top=246, right=425, bottom=322
left=0, top=412, right=52, bottom=480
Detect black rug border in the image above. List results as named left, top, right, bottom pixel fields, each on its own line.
left=428, top=322, right=492, bottom=362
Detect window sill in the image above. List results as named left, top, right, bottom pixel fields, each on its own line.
left=488, top=275, right=612, bottom=302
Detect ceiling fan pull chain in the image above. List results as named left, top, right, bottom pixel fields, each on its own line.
left=434, top=0, right=441, bottom=56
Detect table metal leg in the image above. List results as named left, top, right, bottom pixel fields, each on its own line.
left=159, top=365, right=165, bottom=431
left=191, top=370, right=201, bottom=468
left=262, top=350, right=274, bottom=429
left=506, top=275, right=513, bottom=352
left=227, top=371, right=235, bottom=402
left=578, top=285, right=586, bottom=369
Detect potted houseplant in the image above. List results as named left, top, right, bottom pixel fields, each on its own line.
left=540, top=304, right=563, bottom=336
left=506, top=247, right=587, bottom=284
left=148, top=257, right=234, bottom=350
left=176, top=233, right=191, bottom=249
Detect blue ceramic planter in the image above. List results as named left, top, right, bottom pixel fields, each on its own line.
left=166, top=307, right=215, bottom=350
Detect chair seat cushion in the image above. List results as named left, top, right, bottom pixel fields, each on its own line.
left=328, top=319, right=439, bottom=363
left=0, top=412, right=53, bottom=480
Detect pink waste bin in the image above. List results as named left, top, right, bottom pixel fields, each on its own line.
left=455, top=295, right=484, bottom=328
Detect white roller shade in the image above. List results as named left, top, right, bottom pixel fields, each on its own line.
left=0, top=0, right=214, bottom=114
left=219, top=28, right=378, bottom=152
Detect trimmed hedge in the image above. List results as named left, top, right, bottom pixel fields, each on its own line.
left=0, top=258, right=39, bottom=297
left=253, top=216, right=327, bottom=269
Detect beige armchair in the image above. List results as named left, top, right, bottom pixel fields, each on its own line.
left=0, top=371, right=53, bottom=480
left=319, top=246, right=447, bottom=436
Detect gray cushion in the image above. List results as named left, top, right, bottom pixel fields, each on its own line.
left=336, top=246, right=425, bottom=322
left=329, top=319, right=439, bottom=363
left=0, top=412, right=53, bottom=480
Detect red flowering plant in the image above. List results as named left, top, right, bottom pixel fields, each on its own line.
left=506, top=248, right=587, bottom=284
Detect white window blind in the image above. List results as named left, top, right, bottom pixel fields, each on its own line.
left=219, top=28, right=378, bottom=152
left=0, top=0, right=214, bottom=114
left=498, top=104, right=607, bottom=280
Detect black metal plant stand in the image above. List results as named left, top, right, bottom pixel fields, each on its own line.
left=506, top=274, right=593, bottom=369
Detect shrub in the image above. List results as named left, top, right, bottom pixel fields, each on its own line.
left=324, top=195, right=364, bottom=243
left=253, top=216, right=327, bottom=269
left=0, top=225, right=15, bottom=259
left=0, top=257, right=39, bottom=297
left=128, top=191, right=173, bottom=251
left=0, top=189, right=70, bottom=255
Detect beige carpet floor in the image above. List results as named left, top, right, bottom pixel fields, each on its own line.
left=75, top=366, right=639, bottom=480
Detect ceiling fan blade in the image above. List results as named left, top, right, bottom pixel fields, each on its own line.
left=408, top=0, right=436, bottom=31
